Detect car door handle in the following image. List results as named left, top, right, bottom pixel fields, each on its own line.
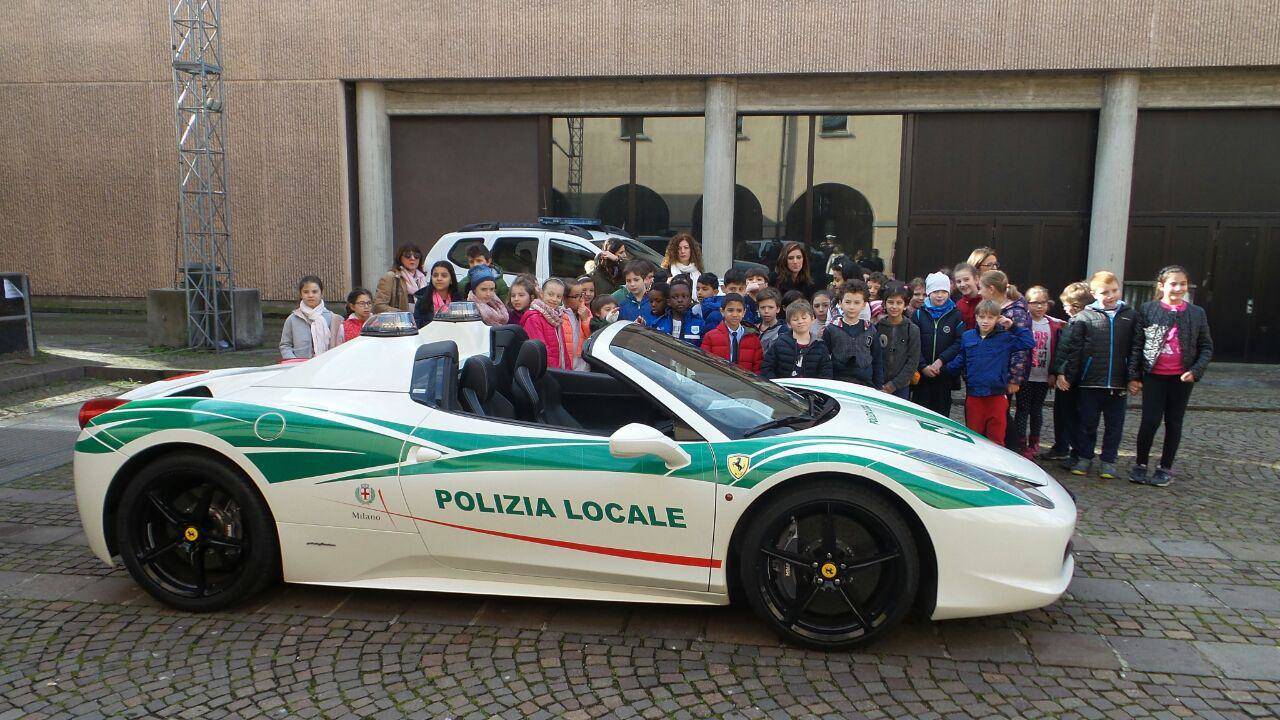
left=410, top=446, right=442, bottom=464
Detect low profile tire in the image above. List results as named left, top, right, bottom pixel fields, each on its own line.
left=116, top=452, right=279, bottom=612
left=738, top=480, right=919, bottom=650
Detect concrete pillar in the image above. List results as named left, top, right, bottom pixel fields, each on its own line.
left=701, top=78, right=737, bottom=275
left=356, top=81, right=395, bottom=289
left=1086, top=71, right=1140, bottom=281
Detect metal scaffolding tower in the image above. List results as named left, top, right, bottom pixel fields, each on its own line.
left=565, top=117, right=584, bottom=211
left=170, top=0, right=235, bottom=351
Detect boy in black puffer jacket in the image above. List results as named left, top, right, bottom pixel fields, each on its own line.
left=761, top=300, right=834, bottom=380
left=826, top=280, right=884, bottom=388
left=912, top=272, right=965, bottom=418
left=1058, top=271, right=1140, bottom=479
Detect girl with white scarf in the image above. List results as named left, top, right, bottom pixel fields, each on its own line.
left=280, top=275, right=344, bottom=359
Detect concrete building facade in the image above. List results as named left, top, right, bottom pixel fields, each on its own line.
left=1, top=1, right=1279, bottom=359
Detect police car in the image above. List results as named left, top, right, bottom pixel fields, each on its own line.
left=73, top=306, right=1075, bottom=649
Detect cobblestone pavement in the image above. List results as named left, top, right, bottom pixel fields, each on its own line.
left=0, top=377, right=1277, bottom=718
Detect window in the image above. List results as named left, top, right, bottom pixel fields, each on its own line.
left=736, top=116, right=748, bottom=140
left=819, top=115, right=850, bottom=136
left=620, top=116, right=646, bottom=140
left=490, top=236, right=538, bottom=275
left=610, top=325, right=810, bottom=439
left=549, top=239, right=595, bottom=279
left=446, top=237, right=485, bottom=268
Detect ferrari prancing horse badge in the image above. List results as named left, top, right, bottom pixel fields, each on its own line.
left=727, top=454, right=751, bottom=480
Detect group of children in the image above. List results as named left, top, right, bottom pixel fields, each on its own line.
left=284, top=242, right=1212, bottom=489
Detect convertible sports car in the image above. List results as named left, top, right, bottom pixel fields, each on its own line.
left=73, top=306, right=1075, bottom=649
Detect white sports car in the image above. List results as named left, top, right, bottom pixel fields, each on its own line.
left=73, top=306, right=1075, bottom=649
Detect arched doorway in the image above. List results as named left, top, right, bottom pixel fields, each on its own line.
left=784, top=183, right=875, bottom=257
left=596, top=184, right=670, bottom=236
left=690, top=185, right=765, bottom=262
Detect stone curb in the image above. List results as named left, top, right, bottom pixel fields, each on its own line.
left=0, top=365, right=199, bottom=395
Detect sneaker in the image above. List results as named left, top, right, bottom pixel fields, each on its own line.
left=1042, top=448, right=1071, bottom=461
left=1099, top=462, right=1118, bottom=479
left=1150, top=467, right=1173, bottom=487
left=1070, top=458, right=1091, bottom=476
left=1128, top=464, right=1149, bottom=484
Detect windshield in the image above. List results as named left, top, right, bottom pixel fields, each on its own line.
left=607, top=325, right=810, bottom=438
left=594, top=237, right=664, bottom=265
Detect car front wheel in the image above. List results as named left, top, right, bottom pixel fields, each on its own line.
left=738, top=481, right=919, bottom=650
left=116, top=452, right=279, bottom=612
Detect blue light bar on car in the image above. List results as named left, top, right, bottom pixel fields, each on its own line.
left=538, top=216, right=602, bottom=227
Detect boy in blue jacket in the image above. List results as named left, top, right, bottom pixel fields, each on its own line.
left=650, top=280, right=705, bottom=347
left=946, top=300, right=1036, bottom=444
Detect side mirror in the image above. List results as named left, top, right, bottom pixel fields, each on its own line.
left=608, top=423, right=691, bottom=471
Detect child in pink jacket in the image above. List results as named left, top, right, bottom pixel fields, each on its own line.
left=519, top=278, right=569, bottom=370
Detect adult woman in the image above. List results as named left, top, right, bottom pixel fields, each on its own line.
left=589, top=237, right=628, bottom=296
left=769, top=241, right=818, bottom=299
left=412, top=261, right=460, bottom=327
left=661, top=232, right=704, bottom=289
left=373, top=244, right=427, bottom=313
left=966, top=246, right=1000, bottom=274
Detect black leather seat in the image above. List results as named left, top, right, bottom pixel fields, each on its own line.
left=489, top=324, right=527, bottom=409
left=511, top=340, right=580, bottom=428
left=459, top=355, right=514, bottom=418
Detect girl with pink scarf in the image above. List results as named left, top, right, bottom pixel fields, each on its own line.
left=519, top=278, right=569, bottom=370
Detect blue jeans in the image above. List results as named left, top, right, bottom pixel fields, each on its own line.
left=1074, top=388, right=1127, bottom=463
left=892, top=385, right=911, bottom=399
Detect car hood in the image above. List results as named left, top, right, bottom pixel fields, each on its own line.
left=777, top=378, right=1045, bottom=482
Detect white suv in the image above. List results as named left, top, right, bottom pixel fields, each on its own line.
left=425, top=221, right=664, bottom=285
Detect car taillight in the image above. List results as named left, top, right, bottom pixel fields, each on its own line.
left=166, top=370, right=208, bottom=381
left=78, top=398, right=127, bottom=429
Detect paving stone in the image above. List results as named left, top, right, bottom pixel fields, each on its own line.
left=395, top=593, right=485, bottom=626
left=1, top=525, right=79, bottom=544
left=253, top=584, right=349, bottom=617
left=1150, top=538, right=1230, bottom=559
left=1216, top=541, right=1280, bottom=563
left=1067, top=577, right=1143, bottom=604
left=871, top=620, right=947, bottom=658
left=1025, top=631, right=1121, bottom=669
left=1132, top=580, right=1225, bottom=607
left=703, top=606, right=781, bottom=646
left=623, top=606, right=707, bottom=641
left=4, top=572, right=97, bottom=600
left=472, top=598, right=557, bottom=630
left=545, top=601, right=630, bottom=635
left=1194, top=642, right=1280, bottom=681
left=940, top=623, right=1033, bottom=663
left=1077, top=534, right=1161, bottom=555
left=61, top=575, right=149, bottom=605
left=1109, top=636, right=1217, bottom=676
left=1204, top=584, right=1280, bottom=612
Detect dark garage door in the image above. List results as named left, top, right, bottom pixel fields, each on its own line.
left=897, top=112, right=1096, bottom=312
left=1128, top=110, right=1280, bottom=362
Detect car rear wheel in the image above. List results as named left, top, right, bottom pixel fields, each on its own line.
left=116, top=452, right=279, bottom=612
left=738, top=481, right=918, bottom=650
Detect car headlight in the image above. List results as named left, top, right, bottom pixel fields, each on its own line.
left=906, top=449, right=1055, bottom=509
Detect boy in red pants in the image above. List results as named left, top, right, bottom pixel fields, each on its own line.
left=946, top=300, right=1036, bottom=444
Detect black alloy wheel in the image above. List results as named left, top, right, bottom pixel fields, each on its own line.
left=116, top=452, right=279, bottom=612
left=739, top=481, right=918, bottom=649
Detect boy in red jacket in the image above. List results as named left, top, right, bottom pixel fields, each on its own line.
left=700, top=293, right=763, bottom=374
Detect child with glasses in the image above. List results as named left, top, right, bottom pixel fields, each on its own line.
left=1011, top=286, right=1065, bottom=459
left=342, top=287, right=374, bottom=341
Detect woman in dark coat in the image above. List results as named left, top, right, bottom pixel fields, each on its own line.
left=768, top=241, right=819, bottom=301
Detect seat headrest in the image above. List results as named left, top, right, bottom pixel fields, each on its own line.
left=490, top=324, right=528, bottom=374
left=460, top=355, right=498, bottom=402
left=517, top=339, right=547, bottom=380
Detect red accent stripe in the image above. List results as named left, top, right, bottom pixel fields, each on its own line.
left=420, top=516, right=722, bottom=569
left=327, top=498, right=720, bottom=569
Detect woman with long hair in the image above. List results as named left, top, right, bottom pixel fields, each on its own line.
left=373, top=243, right=427, bottom=313
left=661, top=232, right=704, bottom=289
left=769, top=241, right=818, bottom=299
left=590, top=236, right=628, bottom=296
